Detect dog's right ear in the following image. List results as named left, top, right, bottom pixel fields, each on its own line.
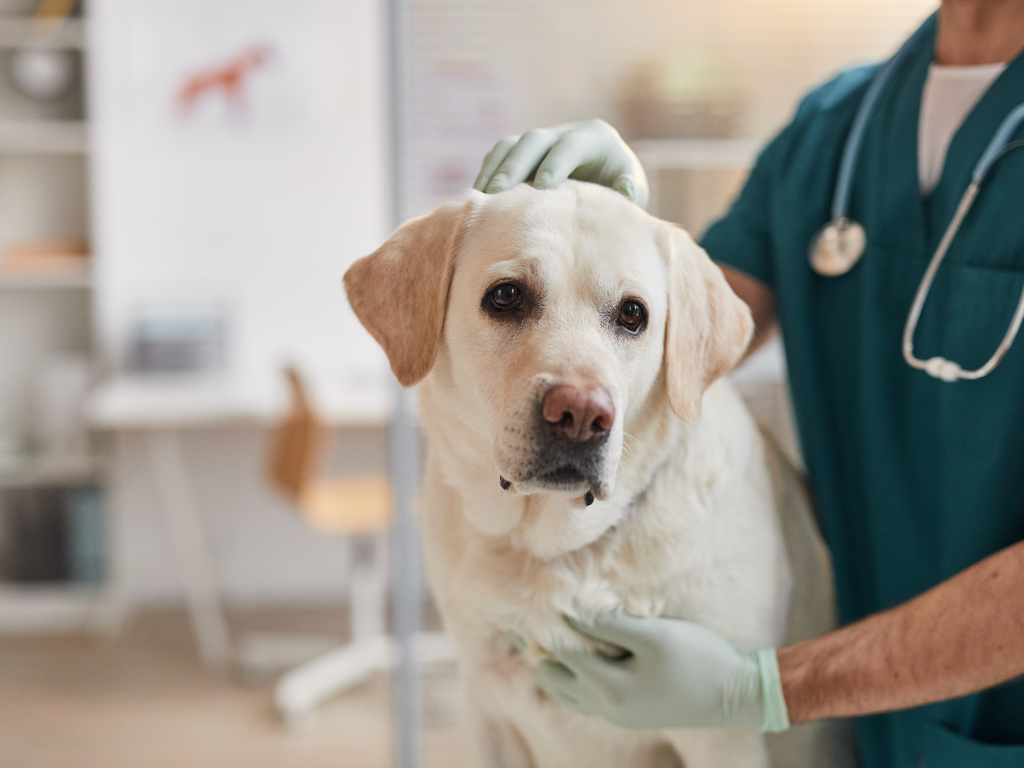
left=344, top=199, right=475, bottom=387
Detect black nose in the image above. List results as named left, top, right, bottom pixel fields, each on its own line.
left=542, top=384, right=614, bottom=443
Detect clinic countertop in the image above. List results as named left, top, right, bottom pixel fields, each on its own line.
left=85, top=373, right=394, bottom=430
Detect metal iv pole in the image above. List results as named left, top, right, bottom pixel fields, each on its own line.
left=386, top=0, right=422, bottom=763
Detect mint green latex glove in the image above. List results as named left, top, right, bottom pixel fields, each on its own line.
left=535, top=614, right=790, bottom=732
left=473, top=119, right=649, bottom=208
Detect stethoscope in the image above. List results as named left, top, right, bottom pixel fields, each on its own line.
left=809, top=12, right=1024, bottom=382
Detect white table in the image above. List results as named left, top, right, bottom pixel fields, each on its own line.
left=85, top=372, right=392, bottom=670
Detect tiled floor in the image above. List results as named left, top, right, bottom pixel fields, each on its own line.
left=0, top=608, right=472, bottom=768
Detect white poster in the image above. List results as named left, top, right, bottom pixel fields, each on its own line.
left=410, top=62, right=514, bottom=216
left=122, top=0, right=333, bottom=146
left=90, top=0, right=390, bottom=398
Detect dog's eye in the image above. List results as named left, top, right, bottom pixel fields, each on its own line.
left=489, top=283, right=523, bottom=311
left=617, top=300, right=647, bottom=333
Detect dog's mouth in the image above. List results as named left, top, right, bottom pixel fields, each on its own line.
left=536, top=464, right=588, bottom=488
left=497, top=415, right=615, bottom=502
left=501, top=460, right=606, bottom=504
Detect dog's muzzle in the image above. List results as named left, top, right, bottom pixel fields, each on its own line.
left=506, top=383, right=615, bottom=499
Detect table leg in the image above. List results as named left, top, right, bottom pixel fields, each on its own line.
left=146, top=430, right=232, bottom=670
left=91, top=431, right=134, bottom=638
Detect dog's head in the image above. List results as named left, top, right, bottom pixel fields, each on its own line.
left=345, top=183, right=752, bottom=551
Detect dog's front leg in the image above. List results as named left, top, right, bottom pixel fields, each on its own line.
left=661, top=728, right=769, bottom=768
left=464, top=697, right=535, bottom=768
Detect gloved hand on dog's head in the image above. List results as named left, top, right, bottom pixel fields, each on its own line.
left=473, top=119, right=650, bottom=209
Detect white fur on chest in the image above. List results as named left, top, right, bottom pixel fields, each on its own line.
left=420, top=378, right=791, bottom=677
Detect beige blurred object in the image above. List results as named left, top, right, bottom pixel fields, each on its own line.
left=656, top=166, right=749, bottom=237
left=299, top=476, right=393, bottom=535
left=619, top=53, right=745, bottom=139
left=34, top=0, right=77, bottom=18
left=259, top=369, right=451, bottom=729
left=266, top=368, right=392, bottom=535
left=0, top=238, right=88, bottom=273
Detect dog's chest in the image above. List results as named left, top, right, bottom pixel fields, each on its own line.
left=418, top=381, right=786, bottom=688
left=424, top=428, right=784, bottom=668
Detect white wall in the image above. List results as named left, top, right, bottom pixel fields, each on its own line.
left=87, top=0, right=392, bottom=607
left=89, top=0, right=390, bottom=390
left=407, top=0, right=936, bottom=215
left=87, top=0, right=938, bottom=606
left=108, top=426, right=387, bottom=605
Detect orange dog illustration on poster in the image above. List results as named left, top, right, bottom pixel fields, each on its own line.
left=177, top=44, right=273, bottom=118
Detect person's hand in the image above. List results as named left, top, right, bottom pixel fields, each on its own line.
left=473, top=119, right=650, bottom=208
left=535, top=614, right=790, bottom=731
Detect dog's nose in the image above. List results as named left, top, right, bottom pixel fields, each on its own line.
left=542, top=384, right=615, bottom=443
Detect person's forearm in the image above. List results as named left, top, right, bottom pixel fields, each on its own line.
left=777, top=538, right=1024, bottom=723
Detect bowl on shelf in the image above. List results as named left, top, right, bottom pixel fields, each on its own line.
left=7, top=47, right=78, bottom=102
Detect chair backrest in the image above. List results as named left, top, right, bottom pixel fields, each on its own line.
left=265, top=368, right=326, bottom=502
left=265, top=368, right=393, bottom=535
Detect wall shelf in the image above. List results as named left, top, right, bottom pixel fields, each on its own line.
left=0, top=120, right=88, bottom=154
left=631, top=138, right=760, bottom=171
left=0, top=454, right=105, bottom=490
left=0, top=8, right=98, bottom=637
left=0, top=584, right=101, bottom=634
left=0, top=16, right=85, bottom=50
left=0, top=271, right=91, bottom=289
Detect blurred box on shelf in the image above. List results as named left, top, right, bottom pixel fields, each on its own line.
left=66, top=485, right=103, bottom=584
left=0, top=239, right=89, bottom=275
left=619, top=54, right=744, bottom=140
left=129, top=304, right=229, bottom=374
left=0, top=435, right=21, bottom=473
left=33, top=353, right=91, bottom=458
left=0, top=483, right=105, bottom=585
left=0, top=486, right=67, bottom=582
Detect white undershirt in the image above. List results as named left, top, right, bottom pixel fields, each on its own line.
left=918, top=62, right=1006, bottom=194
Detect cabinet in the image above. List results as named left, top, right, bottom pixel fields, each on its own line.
left=0, top=6, right=106, bottom=632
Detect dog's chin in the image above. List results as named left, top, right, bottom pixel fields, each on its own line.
left=511, top=479, right=624, bottom=558
left=500, top=464, right=612, bottom=501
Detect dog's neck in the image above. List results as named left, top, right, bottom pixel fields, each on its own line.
left=417, top=373, right=687, bottom=560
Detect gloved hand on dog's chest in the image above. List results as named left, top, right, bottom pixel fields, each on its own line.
left=473, top=119, right=650, bottom=208
left=535, top=614, right=791, bottom=732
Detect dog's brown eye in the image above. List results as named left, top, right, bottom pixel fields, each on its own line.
left=617, top=300, right=646, bottom=333
left=489, top=283, right=522, bottom=311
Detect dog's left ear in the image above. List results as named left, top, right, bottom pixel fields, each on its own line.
left=663, top=225, right=754, bottom=421
left=344, top=198, right=475, bottom=387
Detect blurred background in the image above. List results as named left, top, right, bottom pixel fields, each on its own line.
left=0, top=0, right=932, bottom=766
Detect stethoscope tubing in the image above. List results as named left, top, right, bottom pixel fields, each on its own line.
left=973, top=102, right=1024, bottom=180
left=903, top=135, right=1024, bottom=381
left=830, top=15, right=938, bottom=221
left=824, top=11, right=1024, bottom=382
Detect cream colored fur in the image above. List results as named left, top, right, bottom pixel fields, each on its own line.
left=345, top=182, right=849, bottom=768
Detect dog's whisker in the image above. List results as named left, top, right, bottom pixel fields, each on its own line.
left=619, top=431, right=642, bottom=469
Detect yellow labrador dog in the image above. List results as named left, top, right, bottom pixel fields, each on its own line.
left=345, top=182, right=845, bottom=768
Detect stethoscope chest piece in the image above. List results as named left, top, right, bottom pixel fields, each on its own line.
left=810, top=218, right=866, bottom=276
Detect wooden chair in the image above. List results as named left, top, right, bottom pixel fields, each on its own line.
left=265, top=367, right=392, bottom=535
left=253, top=368, right=451, bottom=727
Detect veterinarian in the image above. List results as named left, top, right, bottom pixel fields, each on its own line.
left=473, top=0, right=1024, bottom=765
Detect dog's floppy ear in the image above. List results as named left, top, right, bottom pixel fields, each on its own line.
left=344, top=199, right=474, bottom=386
left=663, top=225, right=754, bottom=421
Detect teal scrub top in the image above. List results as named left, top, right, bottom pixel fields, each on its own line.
left=701, top=17, right=1024, bottom=768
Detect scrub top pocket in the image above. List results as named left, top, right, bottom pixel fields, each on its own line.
left=934, top=264, right=1024, bottom=504
left=918, top=718, right=1024, bottom=768
left=937, top=263, right=1024, bottom=374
